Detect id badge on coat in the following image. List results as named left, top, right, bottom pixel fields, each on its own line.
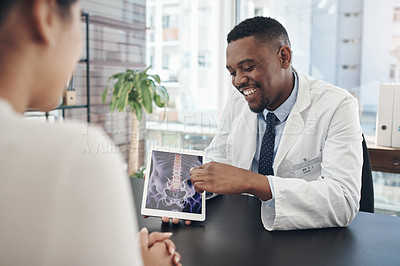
left=293, top=153, right=322, bottom=181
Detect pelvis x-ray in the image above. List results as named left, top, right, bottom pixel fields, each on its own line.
left=146, top=150, right=203, bottom=214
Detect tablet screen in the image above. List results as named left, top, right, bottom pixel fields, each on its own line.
left=141, top=148, right=206, bottom=221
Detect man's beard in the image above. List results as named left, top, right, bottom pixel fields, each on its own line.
left=237, top=82, right=268, bottom=113
left=248, top=98, right=269, bottom=113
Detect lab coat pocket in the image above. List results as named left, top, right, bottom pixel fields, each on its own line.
left=293, top=153, right=322, bottom=181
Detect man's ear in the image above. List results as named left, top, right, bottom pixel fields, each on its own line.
left=278, top=45, right=292, bottom=69
left=31, top=0, right=58, bottom=46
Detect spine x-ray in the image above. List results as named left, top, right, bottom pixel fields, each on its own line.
left=146, top=150, right=203, bottom=214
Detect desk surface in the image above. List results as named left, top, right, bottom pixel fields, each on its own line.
left=131, top=178, right=400, bottom=266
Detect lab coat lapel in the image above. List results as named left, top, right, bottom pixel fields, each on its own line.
left=232, top=109, right=258, bottom=170
left=273, top=71, right=311, bottom=171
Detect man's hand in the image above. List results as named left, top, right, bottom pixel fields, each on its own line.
left=190, top=162, right=248, bottom=194
left=190, top=161, right=272, bottom=201
left=142, top=215, right=192, bottom=226
left=161, top=216, right=192, bottom=225
left=139, top=227, right=182, bottom=266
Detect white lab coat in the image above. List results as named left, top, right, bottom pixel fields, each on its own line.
left=204, top=69, right=363, bottom=231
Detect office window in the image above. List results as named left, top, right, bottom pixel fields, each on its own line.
left=149, top=54, right=154, bottom=67
left=342, top=64, right=358, bottom=70
left=162, top=15, right=170, bottom=28
left=198, top=54, right=206, bottom=67
left=162, top=14, right=179, bottom=29
left=198, top=6, right=212, bottom=27
left=198, top=52, right=211, bottom=68
left=181, top=134, right=213, bottom=151
left=343, top=12, right=361, bottom=17
left=393, top=7, right=400, bottom=22
left=145, top=0, right=234, bottom=159
left=162, top=132, right=179, bottom=147
left=162, top=54, right=170, bottom=69
left=149, top=15, right=155, bottom=28
left=149, top=32, right=155, bottom=42
left=181, top=52, right=190, bottom=68
left=343, top=38, right=359, bottom=44
left=389, top=64, right=396, bottom=80
left=255, top=8, right=263, bottom=16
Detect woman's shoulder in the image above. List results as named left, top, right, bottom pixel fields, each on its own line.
left=3, top=114, right=117, bottom=163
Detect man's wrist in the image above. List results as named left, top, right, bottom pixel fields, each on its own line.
left=245, top=171, right=272, bottom=201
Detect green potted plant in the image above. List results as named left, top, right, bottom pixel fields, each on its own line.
left=102, top=66, right=169, bottom=175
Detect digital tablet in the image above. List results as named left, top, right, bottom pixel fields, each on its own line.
left=141, top=147, right=206, bottom=221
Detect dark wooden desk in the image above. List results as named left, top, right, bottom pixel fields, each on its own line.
left=131, top=178, right=400, bottom=266
left=368, top=146, right=400, bottom=173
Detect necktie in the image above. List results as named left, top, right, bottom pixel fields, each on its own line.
left=258, top=112, right=276, bottom=176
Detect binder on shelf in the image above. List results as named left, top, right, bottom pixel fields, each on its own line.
left=376, top=84, right=395, bottom=147
left=64, top=72, right=77, bottom=106
left=392, top=86, right=400, bottom=148
left=65, top=91, right=77, bottom=106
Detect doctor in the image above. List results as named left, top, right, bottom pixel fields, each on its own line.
left=190, top=16, right=363, bottom=231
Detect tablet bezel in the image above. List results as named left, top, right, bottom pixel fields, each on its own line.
left=140, top=146, right=206, bottom=221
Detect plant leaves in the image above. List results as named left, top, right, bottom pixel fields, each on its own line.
left=132, top=101, right=142, bottom=121
left=103, top=74, right=120, bottom=104
left=115, top=73, right=125, bottom=99
left=144, top=65, right=152, bottom=74
left=153, top=94, right=162, bottom=107
left=111, top=72, right=122, bottom=79
left=117, top=83, right=132, bottom=112
left=150, top=74, right=161, bottom=84
left=134, top=71, right=141, bottom=87
left=110, top=94, right=117, bottom=114
left=105, top=66, right=169, bottom=117
left=154, top=85, right=169, bottom=107
left=140, top=79, right=153, bottom=113
left=102, top=87, right=108, bottom=103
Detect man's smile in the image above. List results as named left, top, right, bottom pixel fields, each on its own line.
left=243, top=88, right=256, bottom=96
left=240, top=87, right=258, bottom=101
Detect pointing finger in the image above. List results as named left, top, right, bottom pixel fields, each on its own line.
left=190, top=163, right=207, bottom=174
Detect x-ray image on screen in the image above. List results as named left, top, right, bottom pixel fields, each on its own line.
left=145, top=150, right=203, bottom=214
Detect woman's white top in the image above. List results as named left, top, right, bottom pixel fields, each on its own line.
left=0, top=98, right=142, bottom=266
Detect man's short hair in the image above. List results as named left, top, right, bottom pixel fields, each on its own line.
left=227, top=16, right=291, bottom=48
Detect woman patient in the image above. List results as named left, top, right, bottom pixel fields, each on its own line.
left=0, top=0, right=181, bottom=265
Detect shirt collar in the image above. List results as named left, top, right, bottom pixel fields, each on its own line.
left=261, top=70, right=299, bottom=123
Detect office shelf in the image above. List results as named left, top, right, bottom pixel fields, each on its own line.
left=60, top=11, right=91, bottom=123
left=58, top=105, right=89, bottom=110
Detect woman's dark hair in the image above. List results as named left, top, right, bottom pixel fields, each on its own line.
left=0, top=1, right=16, bottom=26
left=0, top=0, right=78, bottom=26
left=227, top=16, right=291, bottom=48
left=56, top=0, right=79, bottom=19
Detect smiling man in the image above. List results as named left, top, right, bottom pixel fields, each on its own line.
left=190, top=16, right=363, bottom=231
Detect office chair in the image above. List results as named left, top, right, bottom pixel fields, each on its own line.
left=359, top=134, right=374, bottom=213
